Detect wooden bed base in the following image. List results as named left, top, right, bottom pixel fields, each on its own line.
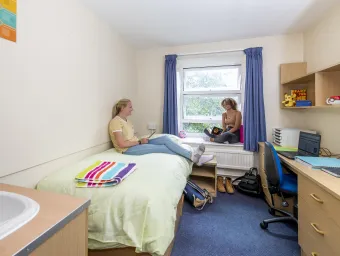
left=88, top=195, right=184, bottom=256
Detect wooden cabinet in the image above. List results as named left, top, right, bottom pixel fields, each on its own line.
left=190, top=157, right=217, bottom=197
left=31, top=211, right=88, bottom=256
left=260, top=145, right=340, bottom=256
left=280, top=62, right=307, bottom=84
left=298, top=174, right=340, bottom=255
left=0, top=184, right=90, bottom=256
left=280, top=62, right=340, bottom=109
left=300, top=250, right=307, bottom=256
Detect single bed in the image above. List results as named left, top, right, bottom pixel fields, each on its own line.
left=36, top=135, right=192, bottom=256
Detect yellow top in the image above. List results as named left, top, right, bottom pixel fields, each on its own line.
left=109, top=116, right=138, bottom=153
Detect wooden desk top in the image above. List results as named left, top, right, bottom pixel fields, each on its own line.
left=0, top=184, right=90, bottom=256
left=278, top=155, right=340, bottom=201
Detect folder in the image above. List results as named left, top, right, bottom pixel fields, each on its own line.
left=295, top=156, right=340, bottom=169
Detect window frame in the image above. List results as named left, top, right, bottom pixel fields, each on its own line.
left=178, top=64, right=244, bottom=137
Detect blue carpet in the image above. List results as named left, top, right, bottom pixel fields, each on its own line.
left=172, top=192, right=300, bottom=256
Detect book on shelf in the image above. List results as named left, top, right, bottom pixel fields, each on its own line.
left=291, top=89, right=307, bottom=101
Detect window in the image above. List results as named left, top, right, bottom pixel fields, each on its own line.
left=178, top=64, right=243, bottom=135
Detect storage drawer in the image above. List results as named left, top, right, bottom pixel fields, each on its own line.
left=299, top=227, right=336, bottom=256
left=299, top=174, right=340, bottom=228
left=299, top=197, right=340, bottom=254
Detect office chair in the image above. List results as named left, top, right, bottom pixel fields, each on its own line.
left=260, top=142, right=298, bottom=229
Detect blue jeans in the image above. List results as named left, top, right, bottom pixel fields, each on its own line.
left=124, top=136, right=191, bottom=160
left=204, top=127, right=240, bottom=144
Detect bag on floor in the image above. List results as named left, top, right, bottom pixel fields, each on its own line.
left=183, top=180, right=213, bottom=210
left=232, top=167, right=262, bottom=196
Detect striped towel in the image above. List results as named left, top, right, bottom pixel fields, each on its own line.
left=75, top=161, right=137, bottom=188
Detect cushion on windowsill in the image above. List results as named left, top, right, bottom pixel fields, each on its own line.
left=240, top=124, right=244, bottom=143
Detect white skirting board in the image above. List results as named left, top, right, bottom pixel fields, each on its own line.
left=0, top=142, right=112, bottom=188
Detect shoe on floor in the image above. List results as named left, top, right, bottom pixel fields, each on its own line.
left=217, top=176, right=226, bottom=193
left=225, top=178, right=234, bottom=194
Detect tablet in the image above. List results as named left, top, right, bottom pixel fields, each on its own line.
left=148, top=131, right=156, bottom=139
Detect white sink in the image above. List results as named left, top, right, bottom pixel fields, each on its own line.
left=0, top=191, right=40, bottom=240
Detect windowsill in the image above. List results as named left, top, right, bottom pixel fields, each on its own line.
left=181, top=137, right=243, bottom=147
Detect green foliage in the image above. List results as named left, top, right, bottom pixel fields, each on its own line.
left=183, top=123, right=221, bottom=133
left=184, top=96, right=225, bottom=117
left=184, top=68, right=239, bottom=90
left=185, top=70, right=224, bottom=89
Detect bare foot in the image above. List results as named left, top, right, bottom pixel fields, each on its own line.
left=210, top=138, right=214, bottom=142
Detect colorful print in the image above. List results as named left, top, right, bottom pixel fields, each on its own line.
left=0, top=0, right=16, bottom=42
left=75, top=161, right=137, bottom=188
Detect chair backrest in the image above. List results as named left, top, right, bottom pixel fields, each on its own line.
left=264, top=142, right=284, bottom=189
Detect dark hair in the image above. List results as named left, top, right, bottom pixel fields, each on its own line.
left=221, top=98, right=237, bottom=110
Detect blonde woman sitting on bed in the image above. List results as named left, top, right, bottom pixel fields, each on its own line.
left=109, top=99, right=205, bottom=163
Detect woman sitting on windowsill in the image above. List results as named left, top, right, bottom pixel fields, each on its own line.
left=204, top=98, right=242, bottom=144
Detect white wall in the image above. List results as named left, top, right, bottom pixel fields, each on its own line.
left=0, top=0, right=136, bottom=186
left=302, top=5, right=340, bottom=153
left=135, top=34, right=304, bottom=139
left=0, top=142, right=111, bottom=188
left=304, top=6, right=340, bottom=73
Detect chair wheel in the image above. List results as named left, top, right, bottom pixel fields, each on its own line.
left=260, top=221, right=268, bottom=229
left=268, top=208, right=276, bottom=216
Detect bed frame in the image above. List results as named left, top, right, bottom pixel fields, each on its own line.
left=88, top=195, right=184, bottom=256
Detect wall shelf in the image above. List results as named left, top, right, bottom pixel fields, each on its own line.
left=282, top=63, right=340, bottom=85
left=280, top=62, right=340, bottom=109
left=282, top=105, right=340, bottom=109
left=282, top=73, right=315, bottom=85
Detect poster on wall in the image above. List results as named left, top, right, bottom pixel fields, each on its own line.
left=0, top=0, right=16, bottom=42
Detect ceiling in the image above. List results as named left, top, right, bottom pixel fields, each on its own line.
left=83, top=0, right=339, bottom=49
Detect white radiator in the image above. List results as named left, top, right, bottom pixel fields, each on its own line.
left=212, top=150, right=254, bottom=170
left=182, top=138, right=255, bottom=178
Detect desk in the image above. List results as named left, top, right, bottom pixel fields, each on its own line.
left=258, top=142, right=340, bottom=256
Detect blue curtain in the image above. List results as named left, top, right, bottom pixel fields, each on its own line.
left=243, top=47, right=266, bottom=152
left=163, top=54, right=178, bottom=135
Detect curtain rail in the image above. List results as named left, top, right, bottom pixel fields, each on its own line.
left=177, top=49, right=244, bottom=57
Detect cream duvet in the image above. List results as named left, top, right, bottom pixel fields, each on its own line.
left=36, top=137, right=192, bottom=256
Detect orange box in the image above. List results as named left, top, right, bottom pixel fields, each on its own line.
left=0, top=23, right=16, bottom=42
